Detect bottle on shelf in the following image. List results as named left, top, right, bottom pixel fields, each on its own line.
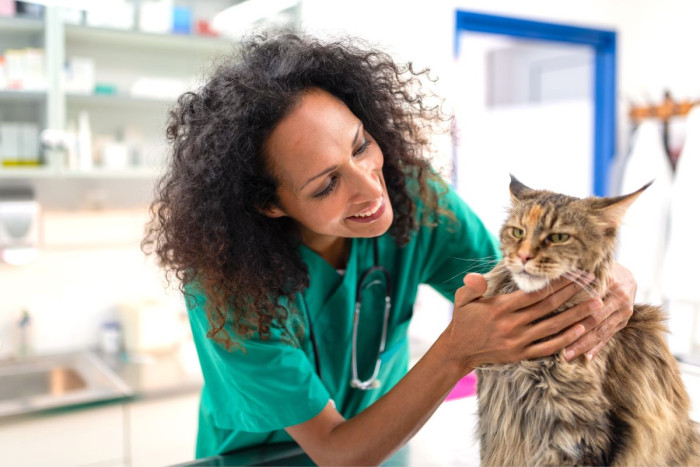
left=77, top=110, right=92, bottom=171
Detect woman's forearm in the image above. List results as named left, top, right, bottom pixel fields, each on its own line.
left=316, top=330, right=468, bottom=465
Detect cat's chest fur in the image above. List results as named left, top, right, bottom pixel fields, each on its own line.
left=476, top=268, right=614, bottom=465
left=476, top=343, right=614, bottom=465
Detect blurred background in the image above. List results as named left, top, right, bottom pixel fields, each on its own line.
left=1, top=0, right=699, bottom=465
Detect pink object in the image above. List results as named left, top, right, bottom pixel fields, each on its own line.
left=446, top=371, right=478, bottom=401
left=0, top=0, right=15, bottom=17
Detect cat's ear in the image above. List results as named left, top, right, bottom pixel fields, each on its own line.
left=509, top=174, right=536, bottom=202
left=589, top=181, right=653, bottom=225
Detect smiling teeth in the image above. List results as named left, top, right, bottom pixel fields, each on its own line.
left=354, top=197, right=382, bottom=217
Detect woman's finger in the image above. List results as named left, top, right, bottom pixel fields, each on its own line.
left=457, top=273, right=487, bottom=305
left=502, top=274, right=582, bottom=310
left=563, top=310, right=625, bottom=361
left=521, top=298, right=602, bottom=345
left=516, top=280, right=593, bottom=325
left=523, top=323, right=586, bottom=360
left=559, top=297, right=608, bottom=338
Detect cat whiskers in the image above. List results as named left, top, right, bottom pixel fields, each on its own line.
left=562, top=268, right=604, bottom=299
left=450, top=255, right=501, bottom=269
left=443, top=255, right=502, bottom=287
left=562, top=271, right=595, bottom=294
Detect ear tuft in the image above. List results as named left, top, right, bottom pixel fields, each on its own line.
left=590, top=180, right=652, bottom=225
left=509, top=174, right=534, bottom=201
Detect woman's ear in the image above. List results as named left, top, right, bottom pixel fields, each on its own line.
left=258, top=203, right=287, bottom=218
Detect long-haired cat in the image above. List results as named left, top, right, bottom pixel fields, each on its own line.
left=477, top=176, right=700, bottom=466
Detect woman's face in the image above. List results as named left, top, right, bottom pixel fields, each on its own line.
left=263, top=88, right=394, bottom=252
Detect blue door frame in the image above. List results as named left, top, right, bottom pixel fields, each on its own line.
left=455, top=11, right=617, bottom=196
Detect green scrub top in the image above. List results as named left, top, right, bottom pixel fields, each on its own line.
left=186, top=181, right=500, bottom=458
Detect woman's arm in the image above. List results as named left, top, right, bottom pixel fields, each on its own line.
left=286, top=273, right=600, bottom=465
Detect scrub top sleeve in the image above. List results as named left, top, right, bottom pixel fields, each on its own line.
left=186, top=288, right=331, bottom=433
left=419, top=183, right=501, bottom=301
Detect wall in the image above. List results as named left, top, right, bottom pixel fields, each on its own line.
left=453, top=32, right=593, bottom=235
left=3, top=1, right=699, bottom=356
left=301, top=0, right=700, bottom=170
left=300, top=0, right=700, bottom=350
left=0, top=208, right=179, bottom=357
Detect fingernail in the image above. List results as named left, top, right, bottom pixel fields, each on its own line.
left=590, top=299, right=603, bottom=311
left=565, top=349, right=575, bottom=360
left=586, top=352, right=594, bottom=361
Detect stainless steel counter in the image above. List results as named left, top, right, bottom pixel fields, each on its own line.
left=100, top=345, right=203, bottom=400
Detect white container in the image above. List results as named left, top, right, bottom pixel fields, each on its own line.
left=77, top=111, right=92, bottom=171
left=101, top=142, right=130, bottom=169
left=117, top=299, right=181, bottom=354
left=99, top=321, right=122, bottom=354
left=0, top=197, right=40, bottom=266
left=64, top=57, right=96, bottom=95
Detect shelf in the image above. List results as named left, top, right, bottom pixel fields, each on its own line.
left=0, top=89, right=47, bottom=101
left=65, top=24, right=235, bottom=54
left=0, top=167, right=56, bottom=178
left=57, top=168, right=163, bottom=179
left=0, top=167, right=161, bottom=180
left=0, top=10, right=236, bottom=208
left=0, top=16, right=44, bottom=34
left=67, top=93, right=176, bottom=110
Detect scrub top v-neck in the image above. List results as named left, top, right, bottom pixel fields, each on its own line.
left=186, top=182, right=500, bottom=458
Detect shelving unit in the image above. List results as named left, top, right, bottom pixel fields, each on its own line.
left=0, top=89, right=46, bottom=101
left=66, top=93, right=174, bottom=109
left=0, top=2, right=300, bottom=208
left=65, top=23, right=230, bottom=52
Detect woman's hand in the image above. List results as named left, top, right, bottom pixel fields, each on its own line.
left=562, top=262, right=637, bottom=361
left=446, top=272, right=599, bottom=370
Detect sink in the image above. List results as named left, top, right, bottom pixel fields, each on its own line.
left=0, top=351, right=133, bottom=418
left=0, top=366, right=86, bottom=401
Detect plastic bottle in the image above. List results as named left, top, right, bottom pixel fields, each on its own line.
left=99, top=320, right=122, bottom=354
left=77, top=110, right=92, bottom=171
left=17, top=309, right=34, bottom=357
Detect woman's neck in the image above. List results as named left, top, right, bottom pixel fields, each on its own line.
left=304, top=235, right=349, bottom=269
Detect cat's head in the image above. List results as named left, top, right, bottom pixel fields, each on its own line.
left=500, top=175, right=650, bottom=292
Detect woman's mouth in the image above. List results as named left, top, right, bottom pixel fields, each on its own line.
left=347, top=196, right=385, bottom=223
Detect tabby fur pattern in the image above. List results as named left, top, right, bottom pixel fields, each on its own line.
left=477, top=176, right=700, bottom=466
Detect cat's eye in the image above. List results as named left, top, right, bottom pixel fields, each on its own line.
left=512, top=227, right=524, bottom=239
left=547, top=233, right=570, bottom=243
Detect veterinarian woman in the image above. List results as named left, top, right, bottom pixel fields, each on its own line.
left=142, top=31, right=637, bottom=465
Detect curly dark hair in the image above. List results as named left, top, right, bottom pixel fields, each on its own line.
left=142, top=30, right=451, bottom=350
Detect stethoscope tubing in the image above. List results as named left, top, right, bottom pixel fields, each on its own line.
left=309, top=237, right=392, bottom=391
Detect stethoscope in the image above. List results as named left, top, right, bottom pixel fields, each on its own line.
left=307, top=237, right=392, bottom=391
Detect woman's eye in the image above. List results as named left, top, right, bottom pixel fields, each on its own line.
left=353, top=139, right=371, bottom=156
left=547, top=233, right=570, bottom=243
left=512, top=227, right=524, bottom=239
left=314, top=176, right=338, bottom=199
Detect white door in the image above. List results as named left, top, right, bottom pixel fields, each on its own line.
left=453, top=32, right=594, bottom=237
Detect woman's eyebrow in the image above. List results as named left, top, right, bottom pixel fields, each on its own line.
left=300, top=165, right=338, bottom=191
left=351, top=121, right=361, bottom=146
left=299, top=122, right=362, bottom=191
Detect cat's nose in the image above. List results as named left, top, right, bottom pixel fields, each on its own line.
left=517, top=251, right=533, bottom=264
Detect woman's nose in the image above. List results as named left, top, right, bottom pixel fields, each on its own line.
left=350, top=160, right=382, bottom=200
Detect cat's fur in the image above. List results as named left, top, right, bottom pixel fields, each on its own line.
left=476, top=176, right=700, bottom=466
